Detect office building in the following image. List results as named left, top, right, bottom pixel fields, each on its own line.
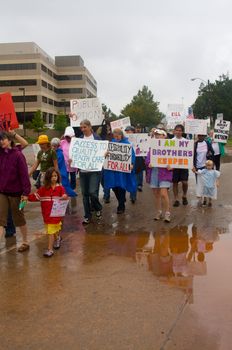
left=0, top=42, right=97, bottom=125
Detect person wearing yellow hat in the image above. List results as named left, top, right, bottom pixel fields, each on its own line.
left=29, top=134, right=58, bottom=187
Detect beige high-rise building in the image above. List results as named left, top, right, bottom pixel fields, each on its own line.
left=0, top=42, right=97, bottom=125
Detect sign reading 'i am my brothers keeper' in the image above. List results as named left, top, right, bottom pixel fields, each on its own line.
left=150, top=138, right=194, bottom=169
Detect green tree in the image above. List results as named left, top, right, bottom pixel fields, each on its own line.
left=54, top=112, right=68, bottom=132
left=31, top=110, right=47, bottom=136
left=121, top=86, right=162, bottom=128
left=192, top=74, right=232, bottom=122
left=102, top=103, right=118, bottom=122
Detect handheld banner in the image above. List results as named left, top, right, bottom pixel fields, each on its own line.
left=127, top=133, right=151, bottom=157
left=185, top=119, right=208, bottom=135
left=0, top=92, right=19, bottom=131
left=150, top=138, right=194, bottom=169
left=110, top=117, right=131, bottom=131
left=104, top=142, right=132, bottom=173
left=50, top=200, right=69, bottom=217
left=213, top=120, right=231, bottom=143
left=70, top=98, right=103, bottom=127
left=69, top=138, right=108, bottom=171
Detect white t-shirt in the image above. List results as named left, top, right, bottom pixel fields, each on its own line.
left=212, top=142, right=220, bottom=155
left=196, top=141, right=208, bottom=168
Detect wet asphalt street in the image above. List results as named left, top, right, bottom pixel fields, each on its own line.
left=0, top=150, right=232, bottom=350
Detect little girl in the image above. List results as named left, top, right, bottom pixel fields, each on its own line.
left=146, top=128, right=173, bottom=222
left=28, top=167, right=68, bottom=257
left=193, top=160, right=220, bottom=207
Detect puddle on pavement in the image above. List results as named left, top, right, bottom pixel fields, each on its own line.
left=63, top=221, right=232, bottom=305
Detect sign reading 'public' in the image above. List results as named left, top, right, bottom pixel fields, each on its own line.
left=70, top=98, right=103, bottom=127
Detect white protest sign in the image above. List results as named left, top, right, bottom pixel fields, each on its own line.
left=213, top=120, right=231, bottom=143
left=185, top=119, right=208, bottom=135
left=110, top=117, right=131, bottom=131
left=69, top=138, right=108, bottom=171
left=216, top=113, right=223, bottom=121
left=104, top=142, right=132, bottom=173
left=50, top=200, right=69, bottom=217
left=166, top=104, right=186, bottom=129
left=150, top=138, right=194, bottom=169
left=70, top=98, right=103, bottom=126
left=127, top=133, right=151, bottom=157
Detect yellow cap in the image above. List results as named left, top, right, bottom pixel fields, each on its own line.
left=36, top=135, right=49, bottom=144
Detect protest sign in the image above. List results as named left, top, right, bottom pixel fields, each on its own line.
left=50, top=200, right=69, bottom=217
left=150, top=138, right=194, bottom=169
left=104, top=142, right=132, bottom=173
left=127, top=133, right=151, bottom=157
left=216, top=113, right=223, bottom=121
left=185, top=119, right=208, bottom=135
left=110, top=117, right=131, bottom=131
left=69, top=138, right=108, bottom=171
left=213, top=120, right=231, bottom=143
left=0, top=92, right=19, bottom=131
left=70, top=98, right=103, bottom=127
left=166, top=104, right=186, bottom=129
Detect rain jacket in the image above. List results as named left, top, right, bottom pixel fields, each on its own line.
left=56, top=148, right=77, bottom=197
left=103, top=137, right=137, bottom=192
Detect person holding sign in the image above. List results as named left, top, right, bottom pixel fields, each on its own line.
left=28, top=168, right=68, bottom=257
left=60, top=126, right=77, bottom=190
left=104, top=128, right=136, bottom=214
left=206, top=130, right=225, bottom=170
left=145, top=129, right=172, bottom=223
left=78, top=119, right=103, bottom=225
left=0, top=131, right=31, bottom=252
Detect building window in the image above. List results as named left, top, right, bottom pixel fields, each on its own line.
left=48, top=83, right=53, bottom=91
left=0, top=79, right=37, bottom=87
left=42, top=80, right=47, bottom=88
left=41, top=64, right=47, bottom=73
left=56, top=74, right=83, bottom=81
left=57, top=88, right=83, bottom=94
left=87, top=77, right=97, bottom=91
left=48, top=99, right=53, bottom=105
left=0, top=63, right=36, bottom=70
left=12, top=95, right=37, bottom=102
left=42, top=96, right=48, bottom=103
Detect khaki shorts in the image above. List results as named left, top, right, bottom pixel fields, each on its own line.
left=0, top=194, right=26, bottom=227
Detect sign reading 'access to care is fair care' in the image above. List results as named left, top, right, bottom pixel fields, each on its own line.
left=104, top=142, right=132, bottom=173
left=69, top=138, right=109, bottom=171
left=70, top=98, right=103, bottom=127
left=150, top=138, right=194, bottom=169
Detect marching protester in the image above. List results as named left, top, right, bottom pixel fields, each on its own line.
left=28, top=167, right=68, bottom=257
left=51, top=138, right=77, bottom=198
left=145, top=128, right=172, bottom=223
left=100, top=119, right=113, bottom=203
left=206, top=129, right=225, bottom=170
left=172, top=124, right=189, bottom=207
left=29, top=134, right=58, bottom=187
left=193, top=160, right=220, bottom=207
left=125, top=125, right=146, bottom=203
left=78, top=119, right=103, bottom=224
left=104, top=128, right=136, bottom=214
left=60, top=126, right=77, bottom=190
left=0, top=131, right=31, bottom=252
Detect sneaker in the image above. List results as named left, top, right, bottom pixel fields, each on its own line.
left=182, top=197, right=188, bottom=205
left=104, top=198, right=110, bottom=204
left=43, top=249, right=54, bottom=258
left=82, top=217, right=91, bottom=225
left=164, top=212, right=171, bottom=223
left=131, top=198, right=136, bottom=204
left=137, top=186, right=143, bottom=192
left=53, top=236, right=62, bottom=250
left=202, top=199, right=207, bottom=207
left=96, top=211, right=102, bottom=219
left=173, top=200, right=180, bottom=207
left=154, top=211, right=162, bottom=221
left=117, top=208, right=125, bottom=214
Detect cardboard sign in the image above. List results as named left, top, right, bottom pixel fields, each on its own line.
left=69, top=138, right=108, bottom=171
left=185, top=119, right=208, bottom=135
left=50, top=200, right=69, bottom=217
left=104, top=142, right=132, bottom=173
left=166, top=104, right=186, bottom=129
left=216, top=113, right=223, bottom=121
left=110, top=117, right=131, bottom=131
left=70, top=98, right=103, bottom=127
left=150, top=138, right=194, bottom=169
left=127, top=133, right=151, bottom=157
left=0, top=92, right=19, bottom=131
left=213, top=120, right=231, bottom=143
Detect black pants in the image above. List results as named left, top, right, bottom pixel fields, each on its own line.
left=214, top=154, right=221, bottom=171
left=113, top=187, right=126, bottom=210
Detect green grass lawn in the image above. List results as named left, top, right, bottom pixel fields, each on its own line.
left=226, top=138, right=232, bottom=146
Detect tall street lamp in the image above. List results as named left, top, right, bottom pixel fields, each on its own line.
left=19, top=87, right=26, bottom=136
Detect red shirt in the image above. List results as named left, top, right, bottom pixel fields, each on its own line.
left=28, top=185, right=66, bottom=224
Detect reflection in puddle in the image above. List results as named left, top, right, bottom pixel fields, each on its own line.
left=62, top=214, right=231, bottom=305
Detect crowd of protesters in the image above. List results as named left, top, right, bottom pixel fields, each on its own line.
left=0, top=119, right=224, bottom=257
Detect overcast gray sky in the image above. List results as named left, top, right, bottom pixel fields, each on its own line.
left=1, top=0, right=232, bottom=115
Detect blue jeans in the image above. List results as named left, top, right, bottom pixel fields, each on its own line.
left=136, top=171, right=143, bottom=188
left=68, top=171, right=76, bottom=190
left=79, top=171, right=102, bottom=219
